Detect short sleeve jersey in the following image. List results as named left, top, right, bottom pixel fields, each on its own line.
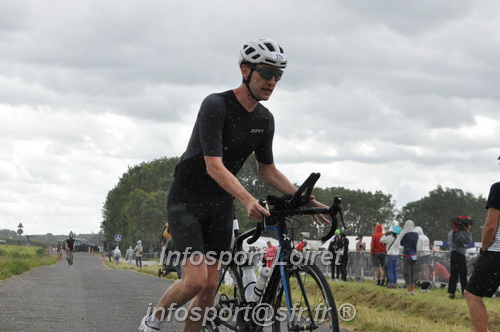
left=66, top=238, right=75, bottom=250
left=174, top=90, right=275, bottom=196
left=486, top=182, right=500, bottom=252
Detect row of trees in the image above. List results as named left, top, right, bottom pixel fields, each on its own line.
left=100, top=156, right=487, bottom=251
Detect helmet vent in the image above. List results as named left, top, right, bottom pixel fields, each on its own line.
left=263, top=42, right=275, bottom=52
left=245, top=47, right=256, bottom=55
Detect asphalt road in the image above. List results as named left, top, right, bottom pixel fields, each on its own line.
left=0, top=253, right=352, bottom=332
left=0, top=253, right=182, bottom=332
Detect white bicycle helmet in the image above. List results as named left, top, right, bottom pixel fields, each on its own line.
left=238, top=38, right=287, bottom=68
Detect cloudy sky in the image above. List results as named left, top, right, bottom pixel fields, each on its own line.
left=1, top=1, right=499, bottom=236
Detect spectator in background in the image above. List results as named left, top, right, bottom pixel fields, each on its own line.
left=400, top=220, right=419, bottom=295
left=415, top=226, right=431, bottom=282
left=263, top=241, right=278, bottom=268
left=353, top=235, right=366, bottom=281
left=447, top=216, right=473, bottom=299
left=371, top=224, right=386, bottom=286
left=125, top=246, right=134, bottom=265
left=134, top=240, right=143, bottom=268
left=295, top=239, right=308, bottom=252
left=337, top=233, right=349, bottom=281
left=356, top=235, right=366, bottom=252
left=328, top=231, right=341, bottom=280
left=113, top=246, right=121, bottom=264
left=465, top=160, right=500, bottom=332
left=107, top=247, right=113, bottom=262
left=381, top=225, right=401, bottom=289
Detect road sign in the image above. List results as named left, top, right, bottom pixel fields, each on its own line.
left=18, top=223, right=24, bottom=228
left=115, top=234, right=122, bottom=242
left=17, top=229, right=24, bottom=235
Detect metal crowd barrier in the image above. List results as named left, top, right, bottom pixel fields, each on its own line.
left=248, top=249, right=480, bottom=290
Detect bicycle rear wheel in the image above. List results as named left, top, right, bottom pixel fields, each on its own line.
left=204, top=264, right=247, bottom=331
left=269, top=262, right=339, bottom=332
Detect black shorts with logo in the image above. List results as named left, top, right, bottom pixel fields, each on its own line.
left=466, top=250, right=500, bottom=298
left=167, top=180, right=234, bottom=260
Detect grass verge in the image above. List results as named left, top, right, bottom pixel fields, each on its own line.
left=0, top=245, right=58, bottom=280
left=103, top=259, right=179, bottom=281
left=331, top=280, right=500, bottom=331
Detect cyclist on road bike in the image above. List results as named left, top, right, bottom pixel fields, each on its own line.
left=139, top=38, right=330, bottom=332
left=65, top=232, right=76, bottom=263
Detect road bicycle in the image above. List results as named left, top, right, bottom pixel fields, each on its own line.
left=204, top=173, right=344, bottom=332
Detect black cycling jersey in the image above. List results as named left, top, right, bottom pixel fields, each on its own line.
left=168, top=90, right=276, bottom=255
left=174, top=90, right=275, bottom=196
left=66, top=238, right=75, bottom=250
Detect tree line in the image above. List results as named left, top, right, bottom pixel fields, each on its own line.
left=100, top=156, right=487, bottom=251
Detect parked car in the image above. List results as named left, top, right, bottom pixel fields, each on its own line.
left=74, top=238, right=98, bottom=252
left=0, top=239, right=6, bottom=245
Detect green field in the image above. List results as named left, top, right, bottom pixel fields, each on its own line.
left=107, top=260, right=500, bottom=331
left=0, top=245, right=58, bottom=280
left=330, top=280, right=500, bottom=332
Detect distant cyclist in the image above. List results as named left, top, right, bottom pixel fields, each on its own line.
left=65, top=232, right=76, bottom=265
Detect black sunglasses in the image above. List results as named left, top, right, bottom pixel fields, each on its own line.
left=250, top=65, right=284, bottom=82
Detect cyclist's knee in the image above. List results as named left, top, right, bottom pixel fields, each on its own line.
left=182, top=266, right=208, bottom=292
left=183, top=276, right=207, bottom=295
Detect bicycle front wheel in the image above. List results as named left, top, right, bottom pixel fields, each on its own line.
left=269, top=263, right=339, bottom=332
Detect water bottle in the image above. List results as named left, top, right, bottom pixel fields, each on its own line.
left=252, top=267, right=271, bottom=302
left=242, top=265, right=257, bottom=302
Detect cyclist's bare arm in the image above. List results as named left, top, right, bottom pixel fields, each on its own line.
left=257, top=162, right=298, bottom=194
left=204, top=156, right=270, bottom=221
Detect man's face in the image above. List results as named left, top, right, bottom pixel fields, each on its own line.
left=244, top=64, right=283, bottom=101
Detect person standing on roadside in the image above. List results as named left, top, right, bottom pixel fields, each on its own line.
left=415, top=226, right=432, bottom=282
left=465, top=155, right=500, bottom=332
left=356, top=235, right=366, bottom=252
left=138, top=38, right=330, bottom=332
left=295, top=239, right=308, bottom=252
left=263, top=241, right=278, bottom=268
left=399, top=220, right=419, bottom=295
left=328, top=230, right=341, bottom=279
left=337, top=233, right=349, bottom=281
left=447, top=216, right=473, bottom=299
left=134, top=240, right=143, bottom=268
left=125, top=246, right=134, bottom=265
left=371, top=223, right=386, bottom=286
left=113, top=246, right=121, bottom=264
left=353, top=235, right=366, bottom=281
left=381, top=225, right=401, bottom=289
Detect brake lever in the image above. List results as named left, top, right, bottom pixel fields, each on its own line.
left=246, top=199, right=269, bottom=245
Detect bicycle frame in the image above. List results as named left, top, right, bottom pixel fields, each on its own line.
left=257, top=218, right=322, bottom=331
left=212, top=172, right=343, bottom=331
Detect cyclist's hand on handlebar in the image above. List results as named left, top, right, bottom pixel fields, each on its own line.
left=304, top=197, right=332, bottom=226
left=247, top=199, right=270, bottom=222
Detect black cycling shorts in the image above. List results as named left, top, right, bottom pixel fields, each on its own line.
left=166, top=180, right=233, bottom=260
left=466, top=251, right=500, bottom=298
